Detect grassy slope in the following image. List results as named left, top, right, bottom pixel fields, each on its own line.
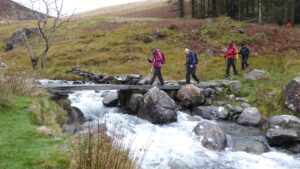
left=1, top=17, right=300, bottom=118
left=0, top=97, right=70, bottom=169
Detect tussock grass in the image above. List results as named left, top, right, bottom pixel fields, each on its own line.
left=71, top=125, right=142, bottom=169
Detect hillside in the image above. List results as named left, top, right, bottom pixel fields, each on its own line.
left=78, top=0, right=190, bottom=18
left=0, top=0, right=45, bottom=20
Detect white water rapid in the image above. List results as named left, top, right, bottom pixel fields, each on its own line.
left=69, top=90, right=300, bottom=169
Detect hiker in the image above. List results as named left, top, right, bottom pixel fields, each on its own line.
left=185, top=48, right=200, bottom=84
left=148, top=47, right=165, bottom=86
left=239, top=43, right=250, bottom=70
left=225, top=42, right=238, bottom=77
left=286, top=22, right=293, bottom=29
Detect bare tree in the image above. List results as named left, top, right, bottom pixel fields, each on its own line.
left=10, top=0, right=71, bottom=74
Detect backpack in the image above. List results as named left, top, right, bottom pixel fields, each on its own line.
left=156, top=50, right=165, bottom=64
left=193, top=52, right=198, bottom=64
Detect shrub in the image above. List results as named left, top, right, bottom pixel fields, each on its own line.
left=71, top=124, right=144, bottom=169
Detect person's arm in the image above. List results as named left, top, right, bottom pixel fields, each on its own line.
left=148, top=55, right=154, bottom=63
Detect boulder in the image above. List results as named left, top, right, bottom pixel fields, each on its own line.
left=228, top=81, right=242, bottom=94
left=241, top=103, right=251, bottom=109
left=62, top=124, right=77, bottom=134
left=244, top=69, right=266, bottom=80
left=288, top=144, right=300, bottom=154
left=36, top=126, right=53, bottom=137
left=0, top=62, right=8, bottom=68
left=266, top=128, right=300, bottom=146
left=232, top=106, right=243, bottom=114
left=266, top=115, right=300, bottom=147
left=192, top=106, right=229, bottom=120
left=5, top=28, right=39, bottom=51
left=268, top=115, right=300, bottom=129
left=125, top=93, right=143, bottom=114
left=204, top=88, right=216, bottom=97
left=102, top=91, right=119, bottom=107
left=176, top=84, right=205, bottom=108
left=229, top=137, right=269, bottom=154
left=138, top=87, right=177, bottom=124
left=205, top=48, right=214, bottom=57
left=194, top=120, right=227, bottom=151
left=65, top=106, right=84, bottom=124
left=237, top=107, right=261, bottom=126
left=284, top=77, right=300, bottom=113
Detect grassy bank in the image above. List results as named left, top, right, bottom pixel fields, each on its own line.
left=0, top=96, right=70, bottom=169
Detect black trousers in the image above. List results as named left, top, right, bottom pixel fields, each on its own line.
left=226, top=58, right=238, bottom=76
left=186, top=65, right=200, bottom=84
left=150, top=67, right=164, bottom=85
left=242, top=55, right=249, bottom=70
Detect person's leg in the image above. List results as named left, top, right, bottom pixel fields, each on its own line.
left=226, top=59, right=231, bottom=76
left=245, top=56, right=249, bottom=67
left=191, top=66, right=200, bottom=83
left=242, top=56, right=245, bottom=70
left=157, top=68, right=164, bottom=85
left=186, top=66, right=191, bottom=84
left=232, top=59, right=238, bottom=75
left=150, top=68, right=158, bottom=85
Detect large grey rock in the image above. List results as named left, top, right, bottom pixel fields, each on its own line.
left=0, top=62, right=8, bottom=68
left=192, top=106, right=229, bottom=120
left=138, top=87, right=177, bottom=124
left=125, top=93, right=143, bottom=114
left=205, top=48, right=214, bottom=57
left=228, top=81, right=242, bottom=94
left=244, top=69, right=266, bottom=80
left=241, top=103, right=251, bottom=109
left=266, top=128, right=300, bottom=146
left=176, top=84, right=205, bottom=108
left=229, top=137, right=269, bottom=154
left=204, top=88, right=216, bottom=97
left=266, top=115, right=300, bottom=147
left=268, top=115, right=300, bottom=129
left=237, top=107, right=261, bottom=126
left=194, top=120, right=227, bottom=151
left=102, top=91, right=119, bottom=107
left=36, top=126, right=53, bottom=137
left=284, top=77, right=300, bottom=113
left=5, top=28, right=39, bottom=51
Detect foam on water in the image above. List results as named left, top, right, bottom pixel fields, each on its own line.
left=69, top=90, right=300, bottom=169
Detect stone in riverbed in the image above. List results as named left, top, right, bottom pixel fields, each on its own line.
left=229, top=137, right=269, bottom=154
left=237, top=107, right=261, bottom=126
left=125, top=93, right=143, bottom=114
left=138, top=87, right=177, bottom=124
left=176, top=84, right=205, bottom=108
left=284, top=77, right=300, bottom=114
left=192, top=106, right=229, bottom=120
left=102, top=91, right=119, bottom=107
left=194, top=120, right=227, bottom=151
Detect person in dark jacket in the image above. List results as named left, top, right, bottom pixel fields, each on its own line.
left=185, top=48, right=200, bottom=84
left=225, top=42, right=238, bottom=77
left=148, top=48, right=165, bottom=86
left=239, top=43, right=250, bottom=70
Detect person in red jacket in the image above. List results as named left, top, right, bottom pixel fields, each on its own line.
left=148, top=47, right=165, bottom=85
left=225, top=42, right=238, bottom=77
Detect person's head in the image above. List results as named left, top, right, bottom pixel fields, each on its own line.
left=228, top=41, right=234, bottom=48
left=151, top=47, right=157, bottom=54
left=241, top=42, right=246, bottom=47
left=185, top=48, right=190, bottom=55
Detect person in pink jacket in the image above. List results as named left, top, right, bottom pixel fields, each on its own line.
left=148, top=47, right=165, bottom=86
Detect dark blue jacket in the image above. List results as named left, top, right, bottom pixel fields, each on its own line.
left=239, top=47, right=250, bottom=57
left=186, top=51, right=196, bottom=65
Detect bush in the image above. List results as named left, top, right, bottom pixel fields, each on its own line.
left=71, top=125, right=144, bottom=169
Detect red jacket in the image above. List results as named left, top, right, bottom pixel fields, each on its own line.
left=149, top=50, right=165, bottom=68
left=226, top=46, right=238, bottom=59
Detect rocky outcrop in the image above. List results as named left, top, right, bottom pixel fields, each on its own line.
left=192, top=106, right=229, bottom=120
left=284, top=77, right=300, bottom=113
left=102, top=91, right=119, bottom=107
left=176, top=84, right=205, bottom=108
left=194, top=120, right=227, bottom=151
left=244, top=69, right=266, bottom=80
left=138, top=87, right=177, bottom=124
left=266, top=115, right=300, bottom=147
left=228, top=81, right=242, bottom=94
left=237, top=107, right=261, bottom=126
left=5, top=28, right=39, bottom=51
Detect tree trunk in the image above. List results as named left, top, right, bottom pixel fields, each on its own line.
left=192, top=0, right=196, bottom=18
left=258, top=0, right=263, bottom=24
left=212, top=0, right=217, bottom=17
left=291, top=0, right=295, bottom=24
left=179, top=0, right=185, bottom=18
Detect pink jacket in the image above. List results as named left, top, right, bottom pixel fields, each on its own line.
left=149, top=50, right=165, bottom=68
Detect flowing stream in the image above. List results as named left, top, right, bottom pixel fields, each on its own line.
left=68, top=90, right=300, bottom=169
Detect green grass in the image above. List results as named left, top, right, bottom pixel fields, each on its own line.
left=0, top=97, right=70, bottom=169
